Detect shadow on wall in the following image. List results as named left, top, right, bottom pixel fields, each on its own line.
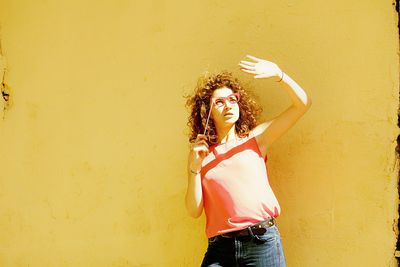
left=395, top=0, right=400, bottom=264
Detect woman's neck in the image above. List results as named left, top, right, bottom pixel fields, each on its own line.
left=216, top=125, right=237, bottom=144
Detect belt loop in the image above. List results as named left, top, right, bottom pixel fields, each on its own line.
left=247, top=226, right=255, bottom=237
left=248, top=225, right=263, bottom=243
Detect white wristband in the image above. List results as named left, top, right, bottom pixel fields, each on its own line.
left=276, top=70, right=284, bottom=82
left=190, top=169, right=200, bottom=174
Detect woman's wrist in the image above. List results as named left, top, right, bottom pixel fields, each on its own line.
left=190, top=168, right=200, bottom=174
left=276, top=69, right=284, bottom=82
left=189, top=163, right=201, bottom=174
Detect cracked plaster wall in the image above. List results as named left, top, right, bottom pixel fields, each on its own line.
left=0, top=1, right=398, bottom=266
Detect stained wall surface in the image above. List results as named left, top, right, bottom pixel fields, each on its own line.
left=0, top=1, right=398, bottom=266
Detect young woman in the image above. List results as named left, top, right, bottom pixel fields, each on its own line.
left=185, top=55, right=312, bottom=267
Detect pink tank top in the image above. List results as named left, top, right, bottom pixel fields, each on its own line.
left=200, top=132, right=281, bottom=238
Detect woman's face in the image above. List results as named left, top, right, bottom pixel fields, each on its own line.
left=209, top=87, right=240, bottom=128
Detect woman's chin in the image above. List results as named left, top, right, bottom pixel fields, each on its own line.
left=222, top=118, right=238, bottom=124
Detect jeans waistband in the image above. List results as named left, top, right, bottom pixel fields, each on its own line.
left=219, top=218, right=276, bottom=238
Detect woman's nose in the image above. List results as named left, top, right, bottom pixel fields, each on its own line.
left=224, top=101, right=235, bottom=108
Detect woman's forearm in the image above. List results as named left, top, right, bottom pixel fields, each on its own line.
left=185, top=167, right=203, bottom=218
left=279, top=72, right=312, bottom=108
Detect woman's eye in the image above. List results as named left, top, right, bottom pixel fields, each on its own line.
left=229, top=97, right=238, bottom=103
left=215, top=99, right=224, bottom=106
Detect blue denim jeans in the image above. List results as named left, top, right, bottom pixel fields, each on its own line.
left=200, top=225, right=286, bottom=267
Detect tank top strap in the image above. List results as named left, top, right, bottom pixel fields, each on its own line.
left=248, top=131, right=268, bottom=162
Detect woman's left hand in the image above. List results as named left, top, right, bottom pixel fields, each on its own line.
left=239, top=55, right=283, bottom=81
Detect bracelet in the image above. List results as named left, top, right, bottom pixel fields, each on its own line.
left=190, top=168, right=200, bottom=174
left=276, top=70, right=284, bottom=82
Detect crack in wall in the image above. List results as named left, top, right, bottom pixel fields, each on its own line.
left=396, top=0, right=400, bottom=35
left=395, top=0, right=400, bottom=263
left=0, top=31, right=11, bottom=120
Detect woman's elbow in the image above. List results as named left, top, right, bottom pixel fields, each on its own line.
left=190, top=209, right=202, bottom=218
left=305, top=96, right=312, bottom=108
left=185, top=202, right=203, bottom=218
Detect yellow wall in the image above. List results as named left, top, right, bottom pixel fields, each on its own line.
left=0, top=1, right=398, bottom=266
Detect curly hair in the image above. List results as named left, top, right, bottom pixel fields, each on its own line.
left=185, top=71, right=263, bottom=145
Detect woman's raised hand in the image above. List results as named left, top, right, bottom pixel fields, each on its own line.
left=188, top=134, right=210, bottom=173
left=239, top=55, right=283, bottom=81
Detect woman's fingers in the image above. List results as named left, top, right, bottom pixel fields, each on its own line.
left=240, top=68, right=258, bottom=74
left=193, top=140, right=209, bottom=150
left=192, top=136, right=209, bottom=152
left=193, top=141, right=208, bottom=149
left=239, top=55, right=281, bottom=80
left=193, top=147, right=209, bottom=154
left=193, top=145, right=209, bottom=159
left=240, top=60, right=256, bottom=66
left=192, top=134, right=210, bottom=159
left=199, top=150, right=209, bottom=159
left=254, top=73, right=269, bottom=79
left=246, top=54, right=262, bottom=62
left=195, top=134, right=208, bottom=141
left=239, top=63, right=255, bottom=70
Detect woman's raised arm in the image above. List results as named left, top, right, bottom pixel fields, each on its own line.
left=239, top=55, right=312, bottom=156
